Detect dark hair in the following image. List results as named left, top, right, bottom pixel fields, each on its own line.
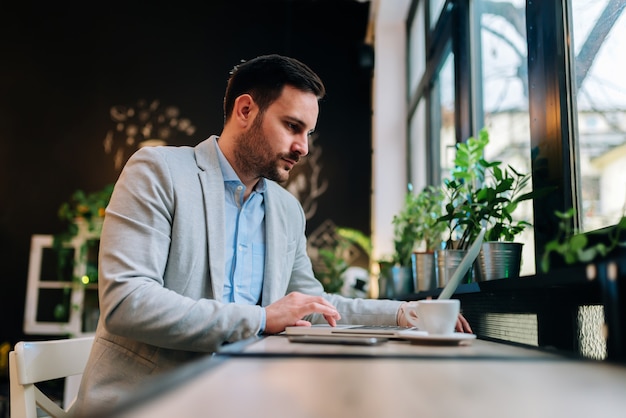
left=223, top=54, right=326, bottom=122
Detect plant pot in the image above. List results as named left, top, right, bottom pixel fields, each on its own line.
left=391, top=265, right=414, bottom=296
left=435, top=249, right=473, bottom=288
left=476, top=241, right=523, bottom=281
left=377, top=261, right=393, bottom=299
left=377, top=262, right=413, bottom=298
left=411, top=251, right=436, bottom=292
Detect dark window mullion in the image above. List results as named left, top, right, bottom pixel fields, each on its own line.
left=452, top=0, right=472, bottom=144
left=526, top=0, right=578, bottom=271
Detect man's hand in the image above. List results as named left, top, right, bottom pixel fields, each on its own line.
left=396, top=300, right=473, bottom=333
left=264, top=292, right=341, bottom=334
left=455, top=312, right=472, bottom=333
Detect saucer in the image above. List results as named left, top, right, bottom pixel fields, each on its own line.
left=397, top=331, right=477, bottom=345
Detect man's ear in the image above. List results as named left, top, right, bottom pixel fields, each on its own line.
left=233, top=94, right=256, bottom=127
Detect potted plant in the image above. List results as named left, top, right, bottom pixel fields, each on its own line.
left=438, top=128, right=548, bottom=281
left=52, top=183, right=114, bottom=320
left=382, top=185, right=446, bottom=295
left=56, top=183, right=113, bottom=232
left=411, top=185, right=447, bottom=252
left=376, top=190, right=416, bottom=298
left=409, top=185, right=446, bottom=291
left=390, top=185, right=446, bottom=264
left=390, top=187, right=421, bottom=268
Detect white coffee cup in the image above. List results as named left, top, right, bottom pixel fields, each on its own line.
left=404, top=299, right=460, bottom=335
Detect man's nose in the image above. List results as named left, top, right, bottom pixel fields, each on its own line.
left=292, top=134, right=309, bottom=157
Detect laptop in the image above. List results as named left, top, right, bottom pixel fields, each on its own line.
left=283, top=324, right=426, bottom=339
left=284, top=228, right=486, bottom=342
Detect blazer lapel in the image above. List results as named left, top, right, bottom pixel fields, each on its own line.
left=195, top=137, right=226, bottom=300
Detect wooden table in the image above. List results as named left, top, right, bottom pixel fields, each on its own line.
left=112, top=336, right=626, bottom=418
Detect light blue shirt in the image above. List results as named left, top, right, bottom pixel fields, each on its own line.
left=215, top=140, right=267, bottom=333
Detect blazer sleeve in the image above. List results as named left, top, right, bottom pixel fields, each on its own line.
left=263, top=182, right=403, bottom=326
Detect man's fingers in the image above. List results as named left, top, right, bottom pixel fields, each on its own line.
left=323, top=314, right=338, bottom=327
left=456, top=314, right=473, bottom=333
left=313, top=296, right=340, bottom=311
left=306, top=297, right=341, bottom=321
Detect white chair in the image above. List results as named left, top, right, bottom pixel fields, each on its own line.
left=9, top=336, right=94, bottom=418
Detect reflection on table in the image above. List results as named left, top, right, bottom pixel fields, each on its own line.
left=218, top=334, right=561, bottom=359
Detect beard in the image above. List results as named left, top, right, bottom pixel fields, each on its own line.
left=232, top=115, right=300, bottom=183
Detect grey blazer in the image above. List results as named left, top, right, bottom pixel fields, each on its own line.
left=73, top=136, right=401, bottom=414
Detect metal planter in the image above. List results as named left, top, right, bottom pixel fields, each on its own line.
left=476, top=241, right=523, bottom=281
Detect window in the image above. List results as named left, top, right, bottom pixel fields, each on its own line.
left=408, top=0, right=535, bottom=272
left=571, top=0, right=626, bottom=231
left=429, top=0, right=447, bottom=27
left=407, top=0, right=625, bottom=273
left=435, top=50, right=456, bottom=181
left=408, top=0, right=426, bottom=93
left=474, top=0, right=535, bottom=274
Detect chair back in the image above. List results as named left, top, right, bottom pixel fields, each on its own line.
left=9, top=336, right=94, bottom=418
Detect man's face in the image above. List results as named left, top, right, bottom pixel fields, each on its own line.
left=233, top=85, right=319, bottom=183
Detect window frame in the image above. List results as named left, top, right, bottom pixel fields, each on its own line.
left=24, top=234, right=99, bottom=336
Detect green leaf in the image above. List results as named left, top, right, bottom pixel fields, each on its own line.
left=569, top=234, right=588, bottom=252
left=577, top=247, right=597, bottom=262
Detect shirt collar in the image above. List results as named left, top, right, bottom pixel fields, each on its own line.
left=214, top=137, right=267, bottom=193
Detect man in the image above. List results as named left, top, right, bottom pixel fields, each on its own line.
left=73, top=54, right=471, bottom=415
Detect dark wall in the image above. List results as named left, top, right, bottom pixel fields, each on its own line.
left=0, top=1, right=373, bottom=346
